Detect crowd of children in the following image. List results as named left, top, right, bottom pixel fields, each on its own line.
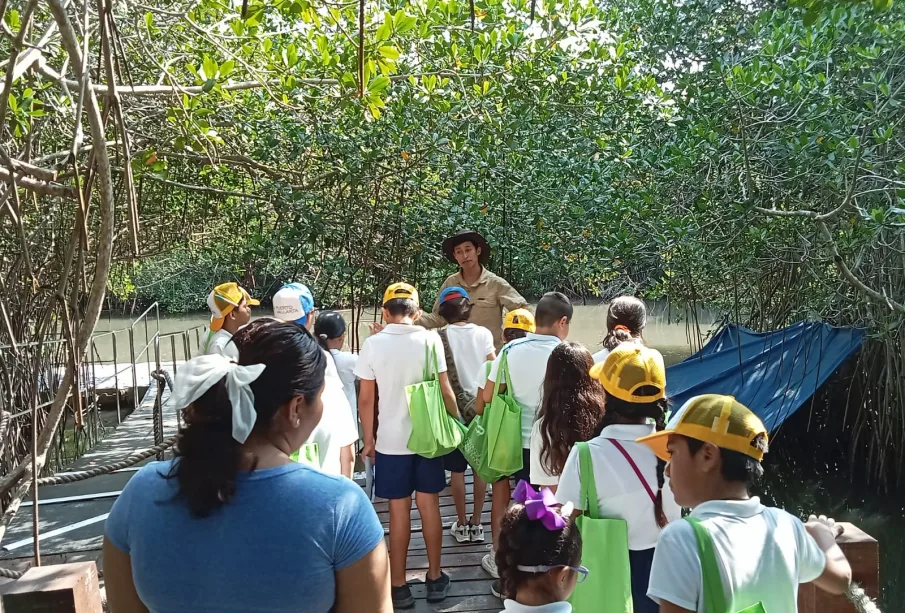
left=194, top=272, right=854, bottom=613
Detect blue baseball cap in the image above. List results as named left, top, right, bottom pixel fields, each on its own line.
left=439, top=286, right=470, bottom=304
left=273, top=282, right=316, bottom=325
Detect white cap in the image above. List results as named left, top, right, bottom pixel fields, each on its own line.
left=272, top=283, right=315, bottom=324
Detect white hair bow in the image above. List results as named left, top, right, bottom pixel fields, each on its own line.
left=169, top=354, right=266, bottom=444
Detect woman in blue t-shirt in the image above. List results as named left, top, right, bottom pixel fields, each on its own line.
left=103, top=319, right=391, bottom=613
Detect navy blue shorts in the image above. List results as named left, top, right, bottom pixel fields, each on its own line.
left=629, top=548, right=657, bottom=613
left=374, top=452, right=446, bottom=499
left=443, top=449, right=468, bottom=473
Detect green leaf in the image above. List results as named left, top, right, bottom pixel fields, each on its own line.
left=219, top=59, right=235, bottom=78
left=202, top=78, right=217, bottom=93
left=376, top=21, right=392, bottom=42
left=202, top=55, right=219, bottom=81
left=6, top=10, right=19, bottom=30
left=368, top=75, right=391, bottom=93
left=803, top=4, right=821, bottom=26
left=145, top=12, right=153, bottom=30
left=378, top=46, right=400, bottom=60
left=848, top=135, right=860, bottom=149
left=8, top=94, right=17, bottom=113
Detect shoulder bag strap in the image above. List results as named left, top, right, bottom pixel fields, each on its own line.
left=492, top=351, right=509, bottom=398
left=609, top=439, right=657, bottom=505
left=576, top=442, right=600, bottom=519
left=685, top=517, right=729, bottom=613
left=438, top=328, right=466, bottom=398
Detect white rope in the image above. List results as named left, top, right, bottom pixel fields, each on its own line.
left=847, top=582, right=881, bottom=613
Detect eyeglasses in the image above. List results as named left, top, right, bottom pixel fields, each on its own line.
left=515, top=565, right=589, bottom=584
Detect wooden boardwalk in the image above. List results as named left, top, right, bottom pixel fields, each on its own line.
left=381, top=476, right=501, bottom=612
left=0, top=381, right=502, bottom=611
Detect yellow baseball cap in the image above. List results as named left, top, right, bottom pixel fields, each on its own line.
left=504, top=309, right=536, bottom=332
left=207, top=282, right=260, bottom=331
left=636, top=394, right=769, bottom=462
left=383, top=282, right=419, bottom=307
left=590, top=344, right=666, bottom=403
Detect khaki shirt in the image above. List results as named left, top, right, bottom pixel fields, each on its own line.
left=418, top=268, right=529, bottom=348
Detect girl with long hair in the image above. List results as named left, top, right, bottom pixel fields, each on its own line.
left=593, top=295, right=648, bottom=363
left=530, top=342, right=605, bottom=490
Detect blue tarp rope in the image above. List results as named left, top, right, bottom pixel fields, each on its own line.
left=665, top=321, right=864, bottom=431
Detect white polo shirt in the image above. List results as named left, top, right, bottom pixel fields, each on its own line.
left=487, top=333, right=561, bottom=447
left=647, top=498, right=826, bottom=612
left=555, top=424, right=682, bottom=550
left=305, top=349, right=359, bottom=475
left=591, top=347, right=610, bottom=364
left=201, top=329, right=239, bottom=361
left=445, top=323, right=495, bottom=396
left=329, top=349, right=359, bottom=421
left=354, top=324, right=447, bottom=455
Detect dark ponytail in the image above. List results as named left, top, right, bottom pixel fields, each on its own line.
left=313, top=310, right=346, bottom=351
left=602, top=296, right=647, bottom=351
left=167, top=319, right=326, bottom=517
left=496, top=501, right=582, bottom=600
left=600, top=390, right=669, bottom=529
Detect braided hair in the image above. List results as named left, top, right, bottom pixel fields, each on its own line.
left=496, top=501, right=582, bottom=600
left=601, top=389, right=669, bottom=528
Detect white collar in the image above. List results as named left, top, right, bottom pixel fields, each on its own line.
left=329, top=348, right=340, bottom=355
left=503, top=600, right=572, bottom=613
left=382, top=323, right=425, bottom=335
left=599, top=423, right=656, bottom=441
left=691, top=497, right=764, bottom=519
left=524, top=332, right=562, bottom=343
left=450, top=322, right=476, bottom=328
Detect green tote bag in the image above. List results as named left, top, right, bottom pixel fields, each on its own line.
left=685, top=517, right=767, bottom=613
left=483, top=352, right=524, bottom=475
left=290, top=442, right=320, bottom=468
left=569, top=442, right=634, bottom=613
left=460, top=413, right=505, bottom=483
left=406, top=343, right=464, bottom=458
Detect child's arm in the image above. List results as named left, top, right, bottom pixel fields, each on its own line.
left=438, top=372, right=459, bottom=419
left=659, top=602, right=694, bottom=613
left=474, top=386, right=486, bottom=415
left=340, top=444, right=354, bottom=479
left=805, top=515, right=852, bottom=595
left=358, top=379, right=376, bottom=461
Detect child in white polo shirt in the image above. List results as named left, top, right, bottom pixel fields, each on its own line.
left=637, top=394, right=852, bottom=612
left=272, top=283, right=357, bottom=478
left=556, top=345, right=680, bottom=613
left=480, top=292, right=572, bottom=591
left=355, top=283, right=459, bottom=609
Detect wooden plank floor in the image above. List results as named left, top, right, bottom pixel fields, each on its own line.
left=377, top=472, right=503, bottom=613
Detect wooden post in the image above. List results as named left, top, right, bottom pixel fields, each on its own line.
left=798, top=522, right=879, bottom=613
left=0, top=562, right=102, bottom=613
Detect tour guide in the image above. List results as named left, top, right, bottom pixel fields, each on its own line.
left=418, top=230, right=528, bottom=347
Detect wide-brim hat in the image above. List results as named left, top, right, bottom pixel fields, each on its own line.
left=442, top=230, right=491, bottom=265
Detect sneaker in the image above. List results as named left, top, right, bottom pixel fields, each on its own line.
left=450, top=520, right=471, bottom=543
left=491, top=579, right=503, bottom=599
left=425, top=571, right=451, bottom=603
left=481, top=552, right=499, bottom=578
left=391, top=585, right=415, bottom=609
left=469, top=523, right=485, bottom=542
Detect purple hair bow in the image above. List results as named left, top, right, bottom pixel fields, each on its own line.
left=512, top=480, right=572, bottom=531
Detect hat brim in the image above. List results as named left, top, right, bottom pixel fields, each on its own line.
left=635, top=431, right=672, bottom=462
left=210, top=316, right=226, bottom=332
left=588, top=361, right=605, bottom=380
left=246, top=297, right=261, bottom=306
left=442, top=231, right=491, bottom=264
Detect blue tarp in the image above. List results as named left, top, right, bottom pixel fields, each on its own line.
left=665, top=322, right=865, bottom=431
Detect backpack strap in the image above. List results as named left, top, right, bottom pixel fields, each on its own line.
left=685, top=517, right=729, bottom=613
left=575, top=442, right=600, bottom=520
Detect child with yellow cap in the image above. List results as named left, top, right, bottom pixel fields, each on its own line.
left=200, top=282, right=259, bottom=359
left=637, top=394, right=852, bottom=612
left=555, top=344, right=680, bottom=613
left=354, top=282, right=459, bottom=608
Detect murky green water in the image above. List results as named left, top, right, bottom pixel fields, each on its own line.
left=93, top=302, right=899, bottom=607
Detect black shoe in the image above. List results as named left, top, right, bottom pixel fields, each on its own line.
left=391, top=584, right=415, bottom=609
left=425, top=570, right=451, bottom=603
left=491, top=579, right=502, bottom=599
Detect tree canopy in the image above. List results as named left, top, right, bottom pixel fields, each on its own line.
left=1, top=0, right=905, bottom=488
